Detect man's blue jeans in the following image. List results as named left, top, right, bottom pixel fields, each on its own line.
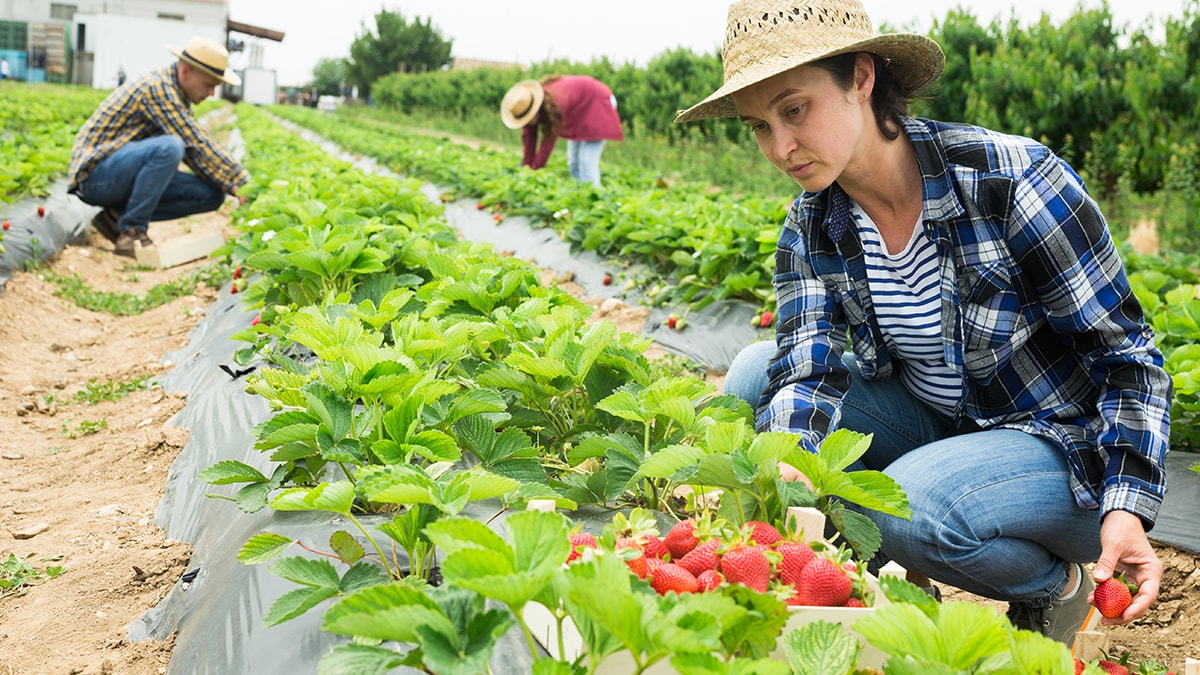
left=566, top=140, right=606, bottom=186
left=74, top=135, right=225, bottom=234
left=724, top=339, right=1102, bottom=604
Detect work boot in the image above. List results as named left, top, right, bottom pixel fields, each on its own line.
left=1005, top=562, right=1095, bottom=647
left=113, top=230, right=143, bottom=258
left=91, top=208, right=120, bottom=243
left=133, top=229, right=154, bottom=247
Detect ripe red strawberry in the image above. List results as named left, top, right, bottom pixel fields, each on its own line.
left=666, top=314, right=678, bottom=329
left=649, top=562, right=699, bottom=595
left=646, top=556, right=666, bottom=575
left=250, top=314, right=261, bottom=326
left=1093, top=574, right=1135, bottom=619
left=615, top=537, right=648, bottom=579
left=641, top=534, right=670, bottom=561
left=760, top=310, right=775, bottom=327
left=745, top=520, right=782, bottom=547
left=843, top=597, right=867, bottom=608
left=663, top=519, right=699, bottom=559
left=232, top=266, right=242, bottom=279
left=776, top=541, right=816, bottom=586
left=677, top=539, right=721, bottom=576
left=1074, top=658, right=1086, bottom=675
left=2, top=220, right=9, bottom=231
left=493, top=213, right=503, bottom=223
left=1097, top=660, right=1129, bottom=675
left=696, top=569, right=723, bottom=592
left=602, top=272, right=612, bottom=286
left=720, top=544, right=771, bottom=593
left=566, top=532, right=597, bottom=564
left=793, top=556, right=852, bottom=607
left=37, top=206, right=45, bottom=217
left=476, top=201, right=485, bottom=210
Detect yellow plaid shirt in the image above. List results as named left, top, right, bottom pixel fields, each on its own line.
left=68, top=64, right=249, bottom=194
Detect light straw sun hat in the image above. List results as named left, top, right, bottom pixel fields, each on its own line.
left=167, top=35, right=241, bottom=86
left=501, top=79, right=545, bottom=129
left=675, top=0, right=944, bottom=122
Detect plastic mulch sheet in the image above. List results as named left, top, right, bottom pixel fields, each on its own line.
left=0, top=181, right=94, bottom=287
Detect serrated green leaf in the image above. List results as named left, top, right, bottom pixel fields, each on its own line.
left=271, top=482, right=355, bottom=514
left=780, top=620, right=861, bottom=675
left=339, top=561, right=390, bottom=594
left=263, top=585, right=340, bottom=626
left=424, top=516, right=510, bottom=557
left=235, top=481, right=273, bottom=513
left=317, top=644, right=407, bottom=675
left=322, top=583, right=454, bottom=642
left=237, top=532, right=294, bottom=565
left=330, top=530, right=364, bottom=564
left=200, top=460, right=268, bottom=485
left=269, top=555, right=341, bottom=588
left=637, top=444, right=706, bottom=480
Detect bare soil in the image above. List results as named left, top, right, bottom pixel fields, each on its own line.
left=0, top=207, right=1196, bottom=675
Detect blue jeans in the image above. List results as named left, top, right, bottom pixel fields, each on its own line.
left=74, top=135, right=225, bottom=234
left=566, top=140, right=606, bottom=186
left=724, top=340, right=1101, bottom=603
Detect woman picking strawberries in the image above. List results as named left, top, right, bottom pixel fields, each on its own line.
left=679, top=0, right=1173, bottom=647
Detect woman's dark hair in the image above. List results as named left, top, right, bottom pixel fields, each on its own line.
left=812, top=52, right=909, bottom=141
left=536, top=75, right=563, bottom=135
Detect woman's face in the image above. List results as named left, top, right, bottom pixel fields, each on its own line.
left=732, top=61, right=869, bottom=193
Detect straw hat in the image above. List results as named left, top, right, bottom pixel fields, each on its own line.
left=501, top=80, right=545, bottom=129
left=675, top=0, right=944, bottom=122
left=167, top=35, right=241, bottom=86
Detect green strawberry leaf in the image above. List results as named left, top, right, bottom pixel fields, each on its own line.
left=269, top=556, right=341, bottom=588
left=317, top=644, right=408, bottom=675
left=263, top=585, right=340, bottom=627
left=780, top=620, right=860, bottom=675
left=322, top=582, right=453, bottom=642
left=237, top=532, right=294, bottom=565
left=329, top=530, right=364, bottom=564
left=200, top=459, right=267, bottom=485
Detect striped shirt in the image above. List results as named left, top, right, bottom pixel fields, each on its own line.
left=853, top=203, right=963, bottom=416
left=761, top=117, right=1172, bottom=526
left=68, top=65, right=248, bottom=195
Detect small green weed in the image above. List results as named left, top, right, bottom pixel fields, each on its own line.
left=73, top=375, right=154, bottom=405
left=44, top=262, right=233, bottom=315
left=0, top=552, right=65, bottom=599
left=61, top=418, right=107, bottom=438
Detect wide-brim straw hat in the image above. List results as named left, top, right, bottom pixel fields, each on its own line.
left=168, top=35, right=241, bottom=86
left=675, top=0, right=944, bottom=123
left=501, top=80, right=545, bottom=129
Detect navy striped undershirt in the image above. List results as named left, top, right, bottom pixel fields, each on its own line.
left=851, top=202, right=963, bottom=417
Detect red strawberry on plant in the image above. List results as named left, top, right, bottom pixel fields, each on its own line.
left=567, top=532, right=597, bottom=564
left=793, top=556, right=853, bottom=607
left=649, top=563, right=699, bottom=595
left=232, top=266, right=242, bottom=279
left=696, top=569, right=723, bottom=592
left=641, top=533, right=670, bottom=561
left=678, top=539, right=721, bottom=576
left=776, top=541, right=816, bottom=586
left=760, top=310, right=775, bottom=327
left=663, top=519, right=699, bottom=559
left=745, top=520, right=782, bottom=547
left=476, top=201, right=485, bottom=210
left=720, top=543, right=771, bottom=593
left=1097, top=660, right=1129, bottom=675
left=250, top=314, right=261, bottom=327
left=1093, top=573, right=1136, bottom=619
left=615, top=537, right=648, bottom=579
left=2, top=220, right=9, bottom=231
left=37, top=206, right=45, bottom=217
left=666, top=314, right=679, bottom=330
left=493, top=213, right=503, bottom=223
left=602, top=272, right=612, bottom=285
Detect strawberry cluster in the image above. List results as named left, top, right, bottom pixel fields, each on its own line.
left=567, top=512, right=871, bottom=607
left=1076, top=650, right=1175, bottom=675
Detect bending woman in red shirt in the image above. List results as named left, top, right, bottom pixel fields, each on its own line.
left=501, top=75, right=624, bottom=186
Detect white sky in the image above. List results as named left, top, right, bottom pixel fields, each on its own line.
left=225, top=0, right=1191, bottom=87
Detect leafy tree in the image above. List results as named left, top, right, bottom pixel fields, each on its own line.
left=346, top=9, right=453, bottom=100
left=311, top=57, right=348, bottom=97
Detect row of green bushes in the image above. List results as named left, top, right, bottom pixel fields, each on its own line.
left=370, top=5, right=1200, bottom=209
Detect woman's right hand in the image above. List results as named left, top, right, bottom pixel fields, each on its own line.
left=778, top=461, right=815, bottom=490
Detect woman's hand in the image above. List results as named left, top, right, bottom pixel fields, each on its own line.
left=1089, top=509, right=1162, bottom=624
left=777, top=461, right=814, bottom=490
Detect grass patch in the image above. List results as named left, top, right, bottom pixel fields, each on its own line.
left=73, top=375, right=155, bottom=405
left=61, top=417, right=108, bottom=438
left=45, top=262, right=232, bottom=316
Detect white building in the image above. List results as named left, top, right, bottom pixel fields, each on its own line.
left=0, top=0, right=280, bottom=92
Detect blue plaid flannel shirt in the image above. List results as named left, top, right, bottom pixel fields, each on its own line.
left=760, top=117, right=1173, bottom=527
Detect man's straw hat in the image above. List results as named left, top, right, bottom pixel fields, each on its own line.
left=675, top=0, right=944, bottom=122
left=167, top=35, right=241, bottom=86
left=501, top=80, right=545, bottom=129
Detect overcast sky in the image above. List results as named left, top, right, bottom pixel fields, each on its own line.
left=225, top=0, right=1190, bottom=87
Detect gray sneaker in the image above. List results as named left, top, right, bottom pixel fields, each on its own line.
left=1005, top=562, right=1095, bottom=646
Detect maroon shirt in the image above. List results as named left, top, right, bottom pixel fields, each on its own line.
left=521, top=75, right=624, bottom=169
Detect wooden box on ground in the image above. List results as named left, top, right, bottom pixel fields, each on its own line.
left=134, top=229, right=225, bottom=269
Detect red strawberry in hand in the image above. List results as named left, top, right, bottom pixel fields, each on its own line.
left=1093, top=573, right=1135, bottom=619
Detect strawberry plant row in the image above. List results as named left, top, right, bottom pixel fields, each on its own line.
left=182, top=103, right=1121, bottom=672
left=0, top=83, right=107, bottom=204
left=268, top=104, right=786, bottom=315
